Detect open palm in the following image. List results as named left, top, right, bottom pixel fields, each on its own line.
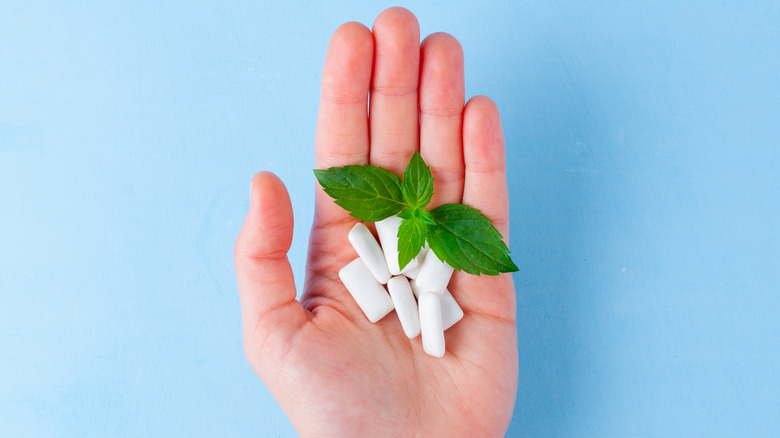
left=235, top=8, right=517, bottom=438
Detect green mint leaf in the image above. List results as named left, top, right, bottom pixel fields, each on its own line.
left=401, top=151, right=434, bottom=208
left=313, top=165, right=405, bottom=222
left=427, top=204, right=519, bottom=275
left=397, top=216, right=426, bottom=270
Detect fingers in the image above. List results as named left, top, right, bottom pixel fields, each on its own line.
left=419, top=33, right=465, bottom=206
left=461, top=96, right=509, bottom=238
left=314, top=22, right=374, bottom=225
left=235, top=172, right=306, bottom=359
left=369, top=7, right=420, bottom=174
left=453, top=96, right=516, bottom=322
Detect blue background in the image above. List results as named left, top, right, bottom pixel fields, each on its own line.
left=1, top=1, right=778, bottom=437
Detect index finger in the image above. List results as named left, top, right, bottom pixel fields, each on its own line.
left=452, top=95, right=516, bottom=323
left=461, top=96, right=509, bottom=238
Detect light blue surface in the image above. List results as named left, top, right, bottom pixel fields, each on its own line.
left=1, top=1, right=778, bottom=437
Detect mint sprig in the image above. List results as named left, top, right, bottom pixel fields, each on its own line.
left=314, top=152, right=518, bottom=275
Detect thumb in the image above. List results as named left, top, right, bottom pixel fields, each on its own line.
left=234, top=172, right=305, bottom=363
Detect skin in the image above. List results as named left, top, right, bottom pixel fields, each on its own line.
left=234, top=8, right=518, bottom=438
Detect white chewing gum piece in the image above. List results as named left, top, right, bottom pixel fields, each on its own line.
left=418, top=292, right=445, bottom=357
left=387, top=276, right=421, bottom=339
left=439, top=289, right=464, bottom=331
left=409, top=279, right=424, bottom=299
left=338, top=258, right=394, bottom=323
left=401, top=246, right=428, bottom=280
left=348, top=222, right=391, bottom=284
left=414, top=249, right=454, bottom=294
left=409, top=281, right=463, bottom=331
left=401, top=264, right=421, bottom=280
left=376, top=215, right=418, bottom=275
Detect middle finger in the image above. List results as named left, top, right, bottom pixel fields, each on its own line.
left=369, top=7, right=421, bottom=175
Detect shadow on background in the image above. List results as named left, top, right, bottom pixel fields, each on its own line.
left=501, top=41, right=622, bottom=436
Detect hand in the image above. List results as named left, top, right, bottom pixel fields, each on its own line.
left=234, top=7, right=518, bottom=437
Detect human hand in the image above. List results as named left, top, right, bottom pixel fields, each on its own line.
left=234, top=7, right=518, bottom=437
